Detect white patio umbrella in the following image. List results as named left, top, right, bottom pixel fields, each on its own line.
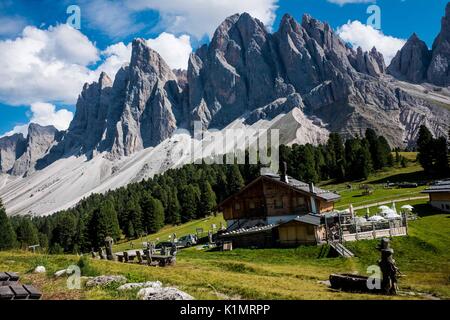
left=378, top=205, right=390, bottom=212
left=385, top=212, right=401, bottom=220
left=354, top=216, right=367, bottom=224
left=367, top=215, right=385, bottom=222
left=401, top=205, right=414, bottom=211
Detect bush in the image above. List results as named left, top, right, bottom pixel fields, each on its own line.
left=77, top=255, right=99, bottom=277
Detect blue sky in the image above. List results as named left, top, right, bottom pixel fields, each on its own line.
left=0, top=0, right=448, bottom=136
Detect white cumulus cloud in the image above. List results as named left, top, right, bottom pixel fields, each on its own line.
left=337, top=20, right=406, bottom=64
left=2, top=102, right=74, bottom=137
left=85, top=0, right=279, bottom=40
left=0, top=24, right=99, bottom=106
left=0, top=23, right=193, bottom=107
left=146, top=33, right=192, bottom=70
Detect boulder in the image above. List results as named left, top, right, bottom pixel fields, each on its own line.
left=85, top=275, right=127, bottom=288
left=34, top=266, right=46, bottom=273
left=137, top=286, right=194, bottom=300
left=117, top=281, right=162, bottom=291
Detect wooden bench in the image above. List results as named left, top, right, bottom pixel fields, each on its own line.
left=0, top=271, right=42, bottom=300
left=0, top=284, right=42, bottom=300
left=0, top=272, right=19, bottom=282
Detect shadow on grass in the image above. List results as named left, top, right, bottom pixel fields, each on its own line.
left=371, top=171, right=450, bottom=184
left=414, top=203, right=448, bottom=217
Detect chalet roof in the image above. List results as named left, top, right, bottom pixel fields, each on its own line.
left=422, top=180, right=450, bottom=193
left=287, top=214, right=322, bottom=226
left=218, top=173, right=340, bottom=208
left=220, top=214, right=323, bottom=237
left=220, top=224, right=277, bottom=237
left=261, top=173, right=341, bottom=202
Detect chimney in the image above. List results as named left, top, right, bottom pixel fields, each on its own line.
left=309, top=182, right=315, bottom=194
left=281, top=161, right=289, bottom=183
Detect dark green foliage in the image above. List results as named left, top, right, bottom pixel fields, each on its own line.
left=226, top=164, right=245, bottom=195
left=88, top=200, right=121, bottom=250
left=417, top=125, right=449, bottom=175
left=199, top=179, right=217, bottom=217
left=417, top=125, right=435, bottom=173
left=0, top=199, right=16, bottom=250
left=141, top=194, right=165, bottom=233
left=15, top=217, right=39, bottom=249
left=178, top=184, right=200, bottom=222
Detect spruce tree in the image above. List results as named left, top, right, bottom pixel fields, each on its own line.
left=0, top=199, right=16, bottom=250
left=166, top=187, right=181, bottom=225
left=141, top=194, right=165, bottom=233
left=16, top=218, right=39, bottom=249
left=434, top=136, right=449, bottom=175
left=178, top=185, right=199, bottom=222
left=417, top=125, right=434, bottom=173
left=199, top=180, right=217, bottom=217
left=227, top=164, right=245, bottom=195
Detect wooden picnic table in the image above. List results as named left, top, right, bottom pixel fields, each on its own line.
left=115, top=250, right=175, bottom=266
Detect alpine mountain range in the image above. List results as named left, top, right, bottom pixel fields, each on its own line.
left=1, top=6, right=450, bottom=216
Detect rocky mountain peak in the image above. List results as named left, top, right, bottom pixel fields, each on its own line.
left=98, top=71, right=112, bottom=89
left=387, top=32, right=431, bottom=83
left=427, top=2, right=450, bottom=86
left=2, top=124, right=61, bottom=177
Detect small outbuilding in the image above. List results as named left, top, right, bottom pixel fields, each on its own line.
left=422, top=180, right=450, bottom=212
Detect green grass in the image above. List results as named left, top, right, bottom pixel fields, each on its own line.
left=1, top=199, right=448, bottom=300
left=114, top=214, right=226, bottom=252
left=320, top=158, right=434, bottom=210
left=1, top=160, right=448, bottom=300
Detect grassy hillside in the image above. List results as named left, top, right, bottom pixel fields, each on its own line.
left=0, top=155, right=448, bottom=300
left=321, top=156, right=431, bottom=210
left=1, top=201, right=448, bottom=300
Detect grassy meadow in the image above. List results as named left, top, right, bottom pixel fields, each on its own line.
left=0, top=153, right=448, bottom=300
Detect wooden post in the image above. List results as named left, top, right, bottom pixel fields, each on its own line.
left=136, top=251, right=143, bottom=264
left=372, top=222, right=376, bottom=239
left=145, top=250, right=152, bottom=266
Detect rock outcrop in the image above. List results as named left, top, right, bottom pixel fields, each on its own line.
left=428, top=3, right=450, bottom=86
left=0, top=124, right=60, bottom=176
left=388, top=3, right=450, bottom=87
left=0, top=134, right=26, bottom=173
left=40, top=39, right=182, bottom=167
left=388, top=33, right=431, bottom=83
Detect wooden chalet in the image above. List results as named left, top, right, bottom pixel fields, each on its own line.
left=218, top=171, right=341, bottom=247
left=422, top=180, right=450, bottom=212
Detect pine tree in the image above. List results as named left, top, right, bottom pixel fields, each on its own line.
left=126, top=197, right=143, bottom=238
left=166, top=187, right=181, bottom=225
left=417, top=125, right=434, bottom=173
left=178, top=185, right=200, bottom=222
left=141, top=194, right=165, bottom=233
left=227, top=164, right=245, bottom=195
left=0, top=199, right=16, bottom=250
left=434, top=136, right=449, bottom=175
left=199, top=180, right=216, bottom=217
left=327, top=133, right=346, bottom=180
left=88, top=200, right=121, bottom=249
left=15, top=218, right=39, bottom=249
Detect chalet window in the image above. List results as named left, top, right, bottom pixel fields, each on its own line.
left=249, top=201, right=255, bottom=209
left=235, top=202, right=241, bottom=210
left=296, top=197, right=305, bottom=206
left=274, top=198, right=283, bottom=209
